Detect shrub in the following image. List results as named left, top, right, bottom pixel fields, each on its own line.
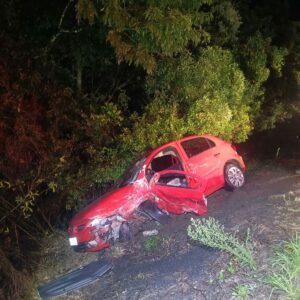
left=187, top=217, right=256, bottom=270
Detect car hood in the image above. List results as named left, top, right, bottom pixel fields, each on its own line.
left=70, top=184, right=139, bottom=226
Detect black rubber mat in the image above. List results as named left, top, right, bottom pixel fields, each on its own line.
left=37, top=259, right=112, bottom=299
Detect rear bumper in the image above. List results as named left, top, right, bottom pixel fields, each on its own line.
left=239, top=156, right=246, bottom=172
left=233, top=153, right=246, bottom=172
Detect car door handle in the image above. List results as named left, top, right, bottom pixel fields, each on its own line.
left=214, top=153, right=220, bottom=157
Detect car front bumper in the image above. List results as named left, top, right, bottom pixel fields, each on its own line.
left=70, top=238, right=110, bottom=252
left=68, top=226, right=110, bottom=252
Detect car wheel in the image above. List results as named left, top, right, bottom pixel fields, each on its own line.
left=224, top=163, right=245, bottom=189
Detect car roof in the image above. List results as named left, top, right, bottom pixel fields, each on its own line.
left=148, top=134, right=218, bottom=156
left=177, top=134, right=216, bottom=143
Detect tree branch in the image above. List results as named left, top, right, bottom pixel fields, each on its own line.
left=43, top=0, right=81, bottom=56
left=58, top=0, right=74, bottom=30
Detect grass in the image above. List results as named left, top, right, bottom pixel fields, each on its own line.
left=144, top=235, right=161, bottom=251
left=187, top=217, right=256, bottom=270
left=187, top=207, right=300, bottom=299
left=218, top=269, right=225, bottom=282
left=232, top=284, right=251, bottom=299
left=144, top=234, right=175, bottom=252
left=267, top=235, right=300, bottom=299
left=227, top=260, right=236, bottom=274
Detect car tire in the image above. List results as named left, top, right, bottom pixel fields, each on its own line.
left=224, top=163, right=245, bottom=189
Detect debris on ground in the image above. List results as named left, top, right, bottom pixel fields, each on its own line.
left=38, top=260, right=111, bottom=299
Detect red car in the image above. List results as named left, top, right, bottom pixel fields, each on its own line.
left=68, top=134, right=245, bottom=252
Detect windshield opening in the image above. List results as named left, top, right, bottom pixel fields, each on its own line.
left=116, top=157, right=146, bottom=188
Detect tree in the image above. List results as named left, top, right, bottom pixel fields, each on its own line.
left=76, top=0, right=243, bottom=73
left=237, top=0, right=299, bottom=130
left=123, top=47, right=250, bottom=153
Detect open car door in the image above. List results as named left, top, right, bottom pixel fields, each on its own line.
left=150, top=170, right=208, bottom=215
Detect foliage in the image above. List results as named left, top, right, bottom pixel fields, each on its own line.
left=144, top=235, right=161, bottom=251
left=0, top=39, right=74, bottom=219
left=218, top=269, right=225, bottom=282
left=267, top=236, right=300, bottom=299
left=77, top=0, right=213, bottom=73
left=1, top=0, right=300, bottom=297
left=237, top=0, right=299, bottom=130
left=188, top=217, right=256, bottom=270
left=0, top=39, right=133, bottom=245
left=123, top=47, right=251, bottom=153
left=209, top=1, right=241, bottom=46
left=0, top=0, right=297, bottom=234
left=231, top=284, right=251, bottom=299
left=227, top=260, right=236, bottom=274
left=237, top=32, right=290, bottom=128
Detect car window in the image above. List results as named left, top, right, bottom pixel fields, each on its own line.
left=206, top=138, right=216, bottom=148
left=157, top=173, right=188, bottom=188
left=181, top=137, right=210, bottom=158
left=146, top=147, right=184, bottom=181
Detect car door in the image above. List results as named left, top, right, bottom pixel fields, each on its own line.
left=178, top=137, right=223, bottom=195
left=149, top=170, right=207, bottom=216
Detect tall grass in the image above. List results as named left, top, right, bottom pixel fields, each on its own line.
left=267, top=235, right=300, bottom=299
left=187, top=217, right=256, bottom=270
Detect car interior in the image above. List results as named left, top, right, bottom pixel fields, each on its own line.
left=146, top=148, right=187, bottom=186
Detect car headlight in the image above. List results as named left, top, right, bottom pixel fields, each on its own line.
left=88, top=215, right=126, bottom=228
left=88, top=218, right=108, bottom=227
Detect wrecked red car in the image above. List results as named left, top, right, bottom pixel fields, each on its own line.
left=68, top=134, right=246, bottom=252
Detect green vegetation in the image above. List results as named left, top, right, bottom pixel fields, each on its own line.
left=0, top=0, right=299, bottom=297
left=232, top=284, right=251, bottom=299
left=134, top=272, right=145, bottom=280
left=1, top=0, right=298, bottom=228
left=144, top=235, right=161, bottom=252
left=227, top=260, right=237, bottom=274
left=218, top=269, right=225, bottom=282
left=267, top=236, right=300, bottom=299
left=187, top=217, right=256, bottom=270
left=188, top=217, right=300, bottom=299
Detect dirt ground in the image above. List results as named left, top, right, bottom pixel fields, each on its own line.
left=34, top=160, right=300, bottom=300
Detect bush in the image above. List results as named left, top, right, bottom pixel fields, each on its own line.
left=126, top=47, right=252, bottom=153
left=187, top=217, right=256, bottom=270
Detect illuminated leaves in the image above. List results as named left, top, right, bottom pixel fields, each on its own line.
left=76, top=0, right=97, bottom=23
left=107, top=31, right=156, bottom=72
left=270, top=46, right=289, bottom=76
left=76, top=0, right=215, bottom=73
left=16, top=191, right=39, bottom=218
left=130, top=47, right=251, bottom=149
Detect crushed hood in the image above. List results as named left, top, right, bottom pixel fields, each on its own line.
left=70, top=184, right=136, bottom=225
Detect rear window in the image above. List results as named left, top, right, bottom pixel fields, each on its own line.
left=181, top=137, right=210, bottom=158
left=207, top=138, right=216, bottom=148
